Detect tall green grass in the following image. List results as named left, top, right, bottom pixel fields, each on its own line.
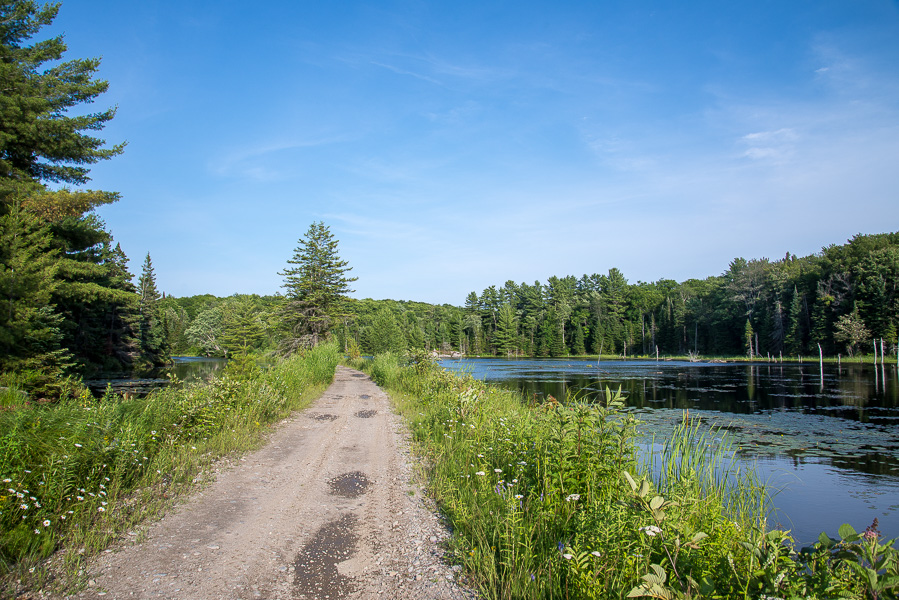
left=361, top=352, right=899, bottom=599
left=0, top=342, right=339, bottom=593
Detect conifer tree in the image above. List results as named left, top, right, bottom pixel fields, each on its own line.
left=0, top=206, right=70, bottom=386
left=494, top=304, right=518, bottom=356
left=785, top=287, right=803, bottom=355
left=137, top=253, right=167, bottom=365
left=0, top=0, right=124, bottom=192
left=279, top=221, right=356, bottom=352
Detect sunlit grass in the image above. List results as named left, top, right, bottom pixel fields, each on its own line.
left=362, top=351, right=898, bottom=600
left=0, top=342, right=339, bottom=595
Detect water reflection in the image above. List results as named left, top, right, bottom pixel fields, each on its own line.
left=439, top=357, right=899, bottom=545
left=85, top=356, right=226, bottom=396
left=440, top=358, right=898, bottom=423
left=163, top=356, right=227, bottom=383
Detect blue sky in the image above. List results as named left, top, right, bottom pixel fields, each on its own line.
left=51, top=0, right=899, bottom=305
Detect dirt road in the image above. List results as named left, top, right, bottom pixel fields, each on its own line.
left=68, top=366, right=475, bottom=600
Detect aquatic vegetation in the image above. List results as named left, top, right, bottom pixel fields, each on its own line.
left=367, top=352, right=899, bottom=599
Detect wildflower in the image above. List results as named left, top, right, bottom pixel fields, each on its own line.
left=2, top=479, right=10, bottom=483
left=475, top=471, right=486, bottom=476
left=34, top=529, right=40, bottom=534
left=639, top=525, right=662, bottom=537
left=565, top=494, right=580, bottom=502
left=20, top=504, right=28, bottom=510
left=494, top=468, right=502, bottom=473
left=43, top=520, right=50, bottom=527
left=514, top=494, right=524, bottom=500
left=74, top=443, right=82, bottom=448
left=77, top=496, right=84, bottom=501
left=98, top=507, right=105, bottom=512
left=591, top=551, right=601, bottom=557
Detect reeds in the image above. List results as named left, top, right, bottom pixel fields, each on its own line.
left=359, top=352, right=894, bottom=599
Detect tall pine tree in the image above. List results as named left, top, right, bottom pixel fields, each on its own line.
left=279, top=222, right=357, bottom=352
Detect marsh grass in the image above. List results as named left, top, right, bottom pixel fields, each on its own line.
left=363, top=352, right=898, bottom=599
left=0, top=342, right=339, bottom=595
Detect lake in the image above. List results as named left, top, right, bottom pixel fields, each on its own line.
left=438, top=357, right=899, bottom=546
left=85, top=356, right=227, bottom=396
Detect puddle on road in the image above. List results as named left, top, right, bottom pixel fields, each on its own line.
left=328, top=471, right=370, bottom=498
left=359, top=394, right=371, bottom=399
left=354, top=409, right=377, bottom=419
left=351, top=374, right=367, bottom=378
left=293, top=513, right=358, bottom=599
left=309, top=413, right=338, bottom=421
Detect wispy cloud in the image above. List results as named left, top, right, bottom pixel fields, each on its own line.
left=740, top=128, right=799, bottom=162
left=368, top=60, right=445, bottom=86
left=210, top=136, right=350, bottom=181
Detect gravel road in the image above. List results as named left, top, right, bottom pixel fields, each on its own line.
left=65, top=366, right=477, bottom=600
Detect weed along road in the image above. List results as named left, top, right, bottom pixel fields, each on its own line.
left=69, top=367, right=474, bottom=600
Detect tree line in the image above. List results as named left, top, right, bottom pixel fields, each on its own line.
left=442, top=232, right=899, bottom=359
left=155, top=228, right=899, bottom=362
left=3, top=0, right=896, bottom=400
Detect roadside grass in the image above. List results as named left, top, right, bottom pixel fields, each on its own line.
left=360, top=350, right=899, bottom=600
left=0, top=342, right=339, bottom=596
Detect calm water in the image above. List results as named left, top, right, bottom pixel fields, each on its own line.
left=86, top=356, right=226, bottom=395
left=438, top=358, right=899, bottom=545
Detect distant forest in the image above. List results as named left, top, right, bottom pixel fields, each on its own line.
left=163, top=231, right=899, bottom=360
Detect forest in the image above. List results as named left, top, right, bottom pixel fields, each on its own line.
left=2, top=0, right=898, bottom=400
left=156, top=229, right=899, bottom=362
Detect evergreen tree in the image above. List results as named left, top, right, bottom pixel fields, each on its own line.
left=494, top=304, right=518, bottom=356
left=785, top=287, right=803, bottom=355
left=279, top=221, right=357, bottom=352
left=137, top=253, right=167, bottom=365
left=219, top=297, right=265, bottom=356
left=0, top=0, right=124, bottom=192
left=361, top=307, right=405, bottom=354
left=49, top=214, right=139, bottom=373
left=0, top=205, right=70, bottom=386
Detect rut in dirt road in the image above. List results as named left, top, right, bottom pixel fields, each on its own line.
left=68, top=366, right=475, bottom=600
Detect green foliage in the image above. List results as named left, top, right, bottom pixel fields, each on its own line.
left=278, top=222, right=356, bottom=353
left=361, top=307, right=406, bottom=355
left=0, top=342, right=339, bottom=587
left=363, top=355, right=898, bottom=599
left=834, top=307, right=871, bottom=357
left=0, top=0, right=124, bottom=188
left=0, top=206, right=71, bottom=388
left=137, top=253, right=167, bottom=365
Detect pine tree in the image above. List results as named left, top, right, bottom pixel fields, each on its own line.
left=494, top=304, right=518, bottom=356
left=785, top=287, right=803, bottom=355
left=279, top=222, right=357, bottom=352
left=137, top=253, right=167, bottom=365
left=0, top=0, right=124, bottom=191
left=219, top=297, right=265, bottom=356
left=0, top=206, right=71, bottom=387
